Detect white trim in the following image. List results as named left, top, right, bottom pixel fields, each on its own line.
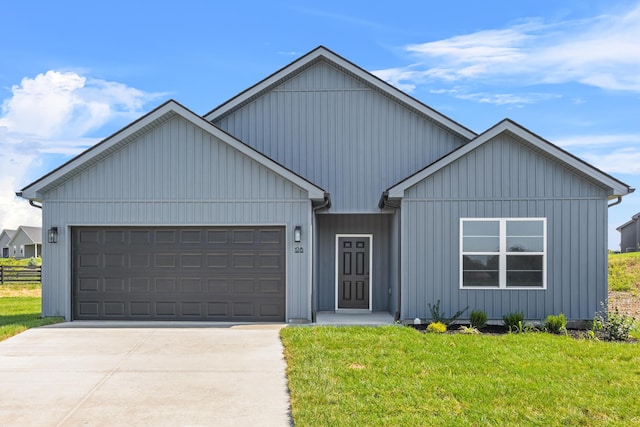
left=459, top=218, right=547, bottom=290
left=334, top=234, right=373, bottom=310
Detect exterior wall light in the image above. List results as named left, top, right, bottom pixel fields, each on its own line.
left=48, top=227, right=58, bottom=244
left=294, top=226, right=302, bottom=243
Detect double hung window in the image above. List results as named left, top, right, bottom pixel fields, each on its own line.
left=460, top=218, right=546, bottom=289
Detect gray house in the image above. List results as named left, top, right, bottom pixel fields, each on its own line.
left=6, top=226, right=42, bottom=259
left=617, top=212, right=640, bottom=252
left=0, top=229, right=16, bottom=258
left=18, top=47, right=633, bottom=323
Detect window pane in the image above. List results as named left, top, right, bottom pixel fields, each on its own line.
left=507, top=220, right=543, bottom=236
left=507, top=255, right=543, bottom=270
left=506, top=237, right=543, bottom=252
left=506, top=255, right=543, bottom=287
left=463, top=271, right=499, bottom=287
left=506, top=271, right=543, bottom=287
left=463, top=221, right=499, bottom=236
left=463, top=236, right=499, bottom=252
left=463, top=255, right=499, bottom=287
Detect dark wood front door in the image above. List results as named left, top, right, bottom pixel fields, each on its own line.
left=337, top=236, right=370, bottom=309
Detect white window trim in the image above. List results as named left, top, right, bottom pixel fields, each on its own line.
left=459, top=218, right=547, bottom=290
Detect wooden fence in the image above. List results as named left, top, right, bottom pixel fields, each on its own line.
left=0, top=266, right=42, bottom=284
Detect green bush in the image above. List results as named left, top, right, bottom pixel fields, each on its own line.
left=593, top=302, right=635, bottom=341
left=428, top=300, right=468, bottom=326
left=544, top=313, right=567, bottom=334
left=426, top=322, right=447, bottom=333
left=469, top=310, right=487, bottom=328
left=503, top=312, right=524, bottom=331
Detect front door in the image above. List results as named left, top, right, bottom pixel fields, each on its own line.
left=337, top=235, right=371, bottom=309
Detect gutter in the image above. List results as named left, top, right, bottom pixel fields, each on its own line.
left=608, top=187, right=635, bottom=208
left=312, top=192, right=331, bottom=211
left=15, top=192, right=42, bottom=209
left=378, top=191, right=401, bottom=210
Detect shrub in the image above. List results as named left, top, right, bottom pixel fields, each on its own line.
left=593, top=302, right=635, bottom=341
left=428, top=300, right=469, bottom=326
left=503, top=312, right=524, bottom=331
left=469, top=310, right=487, bottom=329
left=544, top=313, right=567, bottom=334
left=426, top=322, right=447, bottom=333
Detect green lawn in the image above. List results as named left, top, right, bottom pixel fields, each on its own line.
left=0, top=284, right=63, bottom=341
left=609, top=251, right=640, bottom=293
left=281, top=326, right=640, bottom=426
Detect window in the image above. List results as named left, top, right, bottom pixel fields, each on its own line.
left=461, top=218, right=546, bottom=289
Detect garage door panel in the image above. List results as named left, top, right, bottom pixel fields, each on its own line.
left=72, top=227, right=285, bottom=321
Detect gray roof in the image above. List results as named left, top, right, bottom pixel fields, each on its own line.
left=16, top=226, right=42, bottom=244
left=1, top=229, right=17, bottom=240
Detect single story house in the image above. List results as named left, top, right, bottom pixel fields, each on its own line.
left=0, top=229, right=16, bottom=258
left=617, top=212, right=640, bottom=252
left=5, top=226, right=42, bottom=259
left=18, top=46, right=633, bottom=323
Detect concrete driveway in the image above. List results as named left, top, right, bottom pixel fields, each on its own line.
left=0, top=323, right=292, bottom=427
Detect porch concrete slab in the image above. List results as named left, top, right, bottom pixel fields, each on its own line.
left=0, top=324, right=291, bottom=427
left=315, top=311, right=395, bottom=325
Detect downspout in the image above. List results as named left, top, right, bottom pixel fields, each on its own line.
left=607, top=197, right=622, bottom=208
left=310, top=192, right=331, bottom=323
left=15, top=192, right=42, bottom=209
left=609, top=187, right=636, bottom=207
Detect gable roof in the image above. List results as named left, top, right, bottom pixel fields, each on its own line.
left=8, top=226, right=42, bottom=246
left=19, top=100, right=327, bottom=202
left=0, top=229, right=16, bottom=246
left=384, top=119, right=634, bottom=201
left=617, top=212, right=640, bottom=231
left=204, top=46, right=476, bottom=141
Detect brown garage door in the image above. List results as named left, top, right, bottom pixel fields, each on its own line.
left=72, top=227, right=285, bottom=321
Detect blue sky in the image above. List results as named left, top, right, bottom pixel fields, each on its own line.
left=1, top=0, right=639, bottom=249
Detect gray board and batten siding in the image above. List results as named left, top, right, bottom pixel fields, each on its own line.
left=211, top=59, right=469, bottom=213
left=401, top=132, right=610, bottom=321
left=38, top=109, right=316, bottom=321
left=314, top=214, right=398, bottom=313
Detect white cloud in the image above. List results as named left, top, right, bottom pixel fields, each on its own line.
left=582, top=148, right=640, bottom=175
left=554, top=134, right=640, bottom=147
left=374, top=3, right=640, bottom=96
left=0, top=71, right=161, bottom=233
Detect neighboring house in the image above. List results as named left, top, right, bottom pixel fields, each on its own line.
left=617, top=212, right=640, bottom=252
left=0, top=229, right=16, bottom=258
left=6, top=226, right=42, bottom=259
left=18, top=46, right=633, bottom=323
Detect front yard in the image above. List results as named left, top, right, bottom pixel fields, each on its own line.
left=281, top=326, right=640, bottom=426
left=0, top=283, right=63, bottom=341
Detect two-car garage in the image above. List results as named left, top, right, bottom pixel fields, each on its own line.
left=71, top=226, right=286, bottom=322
